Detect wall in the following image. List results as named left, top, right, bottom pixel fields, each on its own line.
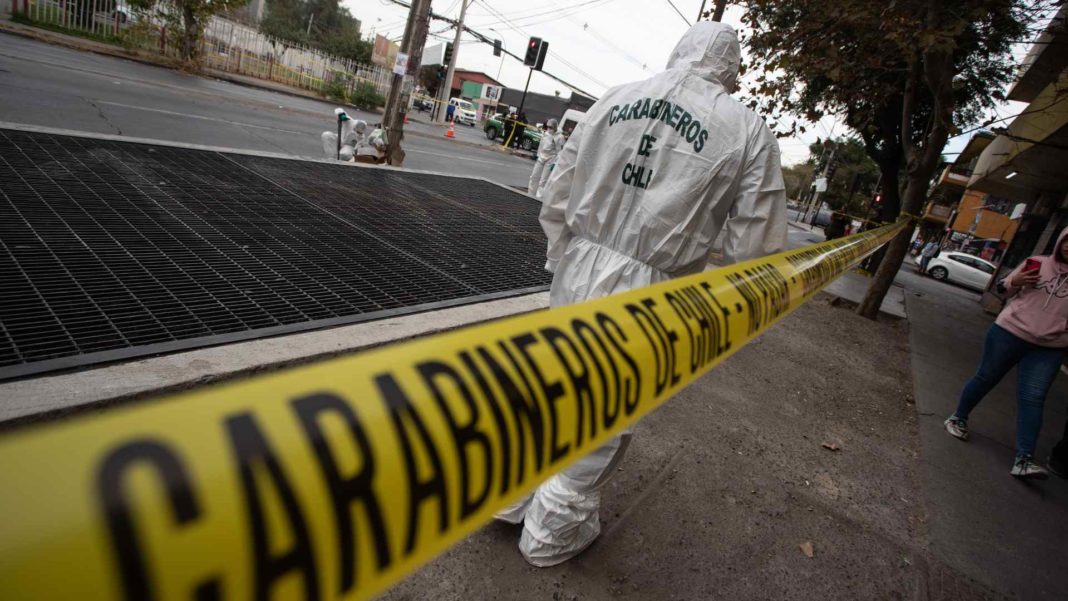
left=951, top=190, right=1019, bottom=242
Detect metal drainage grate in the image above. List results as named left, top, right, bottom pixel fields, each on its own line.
left=0, top=128, right=551, bottom=380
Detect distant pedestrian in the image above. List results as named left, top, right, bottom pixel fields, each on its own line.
left=943, top=229, right=1068, bottom=479
left=503, top=111, right=518, bottom=145
left=513, top=111, right=528, bottom=148
left=528, top=118, right=562, bottom=198
left=919, top=240, right=939, bottom=273
left=446, top=101, right=456, bottom=123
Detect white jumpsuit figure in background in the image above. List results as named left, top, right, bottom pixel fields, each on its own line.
left=499, top=21, right=788, bottom=567
left=321, top=108, right=366, bottom=161
left=528, top=118, right=562, bottom=198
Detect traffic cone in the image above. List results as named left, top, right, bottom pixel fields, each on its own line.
left=445, top=121, right=455, bottom=138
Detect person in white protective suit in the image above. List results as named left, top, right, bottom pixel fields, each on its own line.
left=497, top=21, right=787, bottom=567
left=320, top=109, right=368, bottom=161
left=529, top=118, right=563, bottom=198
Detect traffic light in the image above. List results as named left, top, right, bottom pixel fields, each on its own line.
left=871, top=193, right=884, bottom=209
left=825, top=156, right=838, bottom=182
left=443, top=42, right=454, bottom=66
left=535, top=40, right=549, bottom=71
left=524, top=37, right=542, bottom=67
left=493, top=39, right=502, bottom=57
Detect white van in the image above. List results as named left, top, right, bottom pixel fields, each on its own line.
left=449, top=98, right=478, bottom=126
left=558, top=108, right=586, bottom=136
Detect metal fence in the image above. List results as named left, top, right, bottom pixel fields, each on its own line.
left=9, top=0, right=392, bottom=98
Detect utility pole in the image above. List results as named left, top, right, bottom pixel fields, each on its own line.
left=436, top=0, right=471, bottom=124
left=382, top=0, right=431, bottom=166
left=306, top=13, right=314, bottom=37
left=696, top=0, right=708, bottom=20
left=710, top=0, right=728, bottom=22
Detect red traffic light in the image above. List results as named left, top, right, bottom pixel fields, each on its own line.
left=874, top=194, right=883, bottom=204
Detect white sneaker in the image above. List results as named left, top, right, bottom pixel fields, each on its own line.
left=1010, top=455, right=1049, bottom=480
left=943, top=416, right=969, bottom=441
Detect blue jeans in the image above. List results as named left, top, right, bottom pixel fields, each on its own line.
left=955, top=323, right=1064, bottom=457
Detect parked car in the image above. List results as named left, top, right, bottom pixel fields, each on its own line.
left=448, top=98, right=477, bottom=126
left=484, top=113, right=542, bottom=151
left=925, top=251, right=996, bottom=290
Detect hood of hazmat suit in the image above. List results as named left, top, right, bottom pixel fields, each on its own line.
left=518, top=21, right=787, bottom=567
left=539, top=20, right=786, bottom=307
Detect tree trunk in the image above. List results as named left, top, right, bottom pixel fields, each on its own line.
left=857, top=37, right=955, bottom=320
left=856, top=176, right=924, bottom=318
left=181, top=3, right=199, bottom=62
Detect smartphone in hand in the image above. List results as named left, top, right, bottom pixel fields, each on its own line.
left=1025, top=258, right=1041, bottom=272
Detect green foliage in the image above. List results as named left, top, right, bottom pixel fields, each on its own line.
left=781, top=162, right=814, bottom=201
left=260, top=0, right=372, bottom=63
left=740, top=0, right=1044, bottom=220
left=809, top=138, right=882, bottom=216
left=322, top=76, right=349, bottom=102
left=128, top=0, right=250, bottom=62
left=350, top=82, right=384, bottom=111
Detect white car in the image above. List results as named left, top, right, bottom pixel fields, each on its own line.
left=925, top=251, right=996, bottom=290
left=449, top=98, right=478, bottom=126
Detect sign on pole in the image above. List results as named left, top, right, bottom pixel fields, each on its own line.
left=393, top=52, right=409, bottom=76
left=814, top=177, right=828, bottom=193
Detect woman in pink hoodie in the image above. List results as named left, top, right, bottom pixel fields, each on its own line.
left=944, top=229, right=1068, bottom=479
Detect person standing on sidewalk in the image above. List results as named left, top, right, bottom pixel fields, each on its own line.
left=528, top=119, right=562, bottom=198
left=944, top=228, right=1068, bottom=479
left=919, top=240, right=939, bottom=273
left=497, top=21, right=787, bottom=567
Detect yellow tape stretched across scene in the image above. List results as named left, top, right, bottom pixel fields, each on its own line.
left=0, top=221, right=904, bottom=601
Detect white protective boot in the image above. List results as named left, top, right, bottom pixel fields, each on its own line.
left=494, top=493, right=533, bottom=524
left=518, top=432, right=631, bottom=567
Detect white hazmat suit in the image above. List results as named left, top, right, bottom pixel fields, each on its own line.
left=510, top=21, right=787, bottom=567
left=321, top=109, right=367, bottom=161
left=529, top=120, right=564, bottom=198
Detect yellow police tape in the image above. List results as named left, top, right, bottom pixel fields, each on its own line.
left=0, top=220, right=904, bottom=600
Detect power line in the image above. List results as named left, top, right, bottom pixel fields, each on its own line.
left=473, top=0, right=610, bottom=91
left=466, top=0, right=617, bottom=29
left=382, top=0, right=601, bottom=99
left=663, top=0, right=691, bottom=26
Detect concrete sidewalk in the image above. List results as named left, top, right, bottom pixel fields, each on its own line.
left=383, top=294, right=992, bottom=601
left=907, top=280, right=1068, bottom=600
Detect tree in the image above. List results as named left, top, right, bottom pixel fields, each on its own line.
left=259, top=0, right=308, bottom=45
left=781, top=162, right=814, bottom=201
left=805, top=137, right=881, bottom=217
left=740, top=0, right=1046, bottom=318
left=260, top=0, right=371, bottom=63
left=130, top=0, right=249, bottom=62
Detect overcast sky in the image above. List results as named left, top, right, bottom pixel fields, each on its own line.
left=350, top=0, right=1038, bottom=166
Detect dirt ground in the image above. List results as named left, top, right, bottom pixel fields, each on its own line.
left=379, top=294, right=956, bottom=600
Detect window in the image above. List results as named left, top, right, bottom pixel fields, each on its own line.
left=974, top=260, right=995, bottom=274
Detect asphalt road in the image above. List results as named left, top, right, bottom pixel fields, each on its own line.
left=0, top=33, right=535, bottom=188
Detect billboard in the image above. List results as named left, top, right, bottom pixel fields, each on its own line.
left=372, top=34, right=399, bottom=67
